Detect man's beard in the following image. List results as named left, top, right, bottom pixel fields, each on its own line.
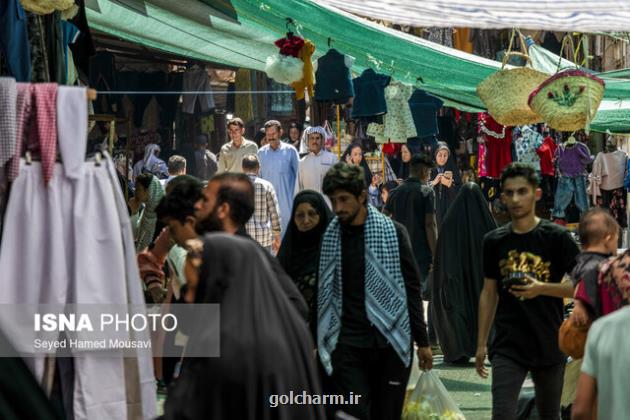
left=195, top=208, right=224, bottom=235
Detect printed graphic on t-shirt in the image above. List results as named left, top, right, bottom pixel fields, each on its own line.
left=499, top=250, right=551, bottom=286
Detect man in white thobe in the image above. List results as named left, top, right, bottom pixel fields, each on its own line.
left=298, top=126, right=338, bottom=195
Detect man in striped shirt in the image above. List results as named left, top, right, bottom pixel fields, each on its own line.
left=242, top=154, right=282, bottom=253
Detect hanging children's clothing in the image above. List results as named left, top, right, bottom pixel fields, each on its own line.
left=478, top=113, right=512, bottom=179
left=513, top=125, right=544, bottom=171
left=383, top=80, right=417, bottom=142
left=536, top=135, right=558, bottom=209
left=552, top=141, right=592, bottom=220
left=591, top=149, right=628, bottom=227
left=313, top=49, right=354, bottom=104
left=290, top=39, right=315, bottom=101
left=408, top=89, right=443, bottom=138
left=351, top=68, right=390, bottom=118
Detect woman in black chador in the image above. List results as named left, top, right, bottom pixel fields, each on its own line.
left=430, top=142, right=461, bottom=228
left=431, top=183, right=496, bottom=363
left=163, top=234, right=325, bottom=420
left=277, top=190, right=333, bottom=320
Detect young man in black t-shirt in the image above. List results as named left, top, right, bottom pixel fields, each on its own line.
left=476, top=163, right=580, bottom=420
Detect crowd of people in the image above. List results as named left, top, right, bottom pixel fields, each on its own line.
left=121, top=113, right=630, bottom=420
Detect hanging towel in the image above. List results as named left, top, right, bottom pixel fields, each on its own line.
left=0, top=78, right=17, bottom=168
left=8, top=83, right=32, bottom=181
left=30, top=83, right=57, bottom=185
left=56, top=86, right=87, bottom=179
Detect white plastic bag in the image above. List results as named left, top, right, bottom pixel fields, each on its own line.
left=402, top=371, right=465, bottom=420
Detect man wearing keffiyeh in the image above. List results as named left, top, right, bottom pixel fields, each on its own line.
left=316, top=162, right=432, bottom=420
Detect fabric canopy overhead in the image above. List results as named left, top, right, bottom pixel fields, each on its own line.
left=314, top=0, right=630, bottom=32
left=86, top=0, right=630, bottom=132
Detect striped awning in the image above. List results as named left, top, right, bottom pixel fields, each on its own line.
left=315, top=0, right=630, bottom=31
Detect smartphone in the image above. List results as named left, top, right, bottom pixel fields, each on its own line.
left=444, top=171, right=453, bottom=179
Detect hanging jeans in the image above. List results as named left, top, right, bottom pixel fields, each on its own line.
left=552, top=175, right=588, bottom=219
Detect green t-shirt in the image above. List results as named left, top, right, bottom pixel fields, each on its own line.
left=581, top=306, right=630, bottom=420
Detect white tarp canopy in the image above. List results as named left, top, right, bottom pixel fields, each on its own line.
left=315, top=0, right=630, bottom=31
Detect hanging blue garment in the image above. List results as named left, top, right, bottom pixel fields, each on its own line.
left=351, top=68, right=390, bottom=118
left=408, top=89, right=443, bottom=138
left=314, top=49, right=354, bottom=104
left=0, top=0, right=31, bottom=82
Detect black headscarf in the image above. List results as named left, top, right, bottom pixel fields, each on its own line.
left=430, top=183, right=497, bottom=363
left=277, top=191, right=333, bottom=280
left=430, top=143, right=462, bottom=227
left=164, top=233, right=325, bottom=420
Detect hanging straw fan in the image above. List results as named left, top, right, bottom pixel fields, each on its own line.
left=477, top=31, right=548, bottom=126
left=528, top=35, right=605, bottom=132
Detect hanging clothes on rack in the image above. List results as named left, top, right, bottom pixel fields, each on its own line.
left=536, top=134, right=558, bottom=209
left=0, top=84, right=156, bottom=420
left=0, top=78, right=18, bottom=168
left=408, top=89, right=443, bottom=138
left=234, top=68, right=254, bottom=122
left=552, top=140, right=592, bottom=220
left=351, top=68, right=390, bottom=118
left=313, top=49, right=354, bottom=104
left=513, top=125, right=544, bottom=171
left=590, top=148, right=628, bottom=227
left=265, top=33, right=305, bottom=85
left=182, top=65, right=214, bottom=114
left=478, top=113, right=512, bottom=179
left=383, top=80, right=417, bottom=142
left=0, top=0, right=32, bottom=82
left=291, top=39, right=315, bottom=101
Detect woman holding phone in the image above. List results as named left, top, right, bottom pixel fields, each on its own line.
left=430, top=142, right=461, bottom=228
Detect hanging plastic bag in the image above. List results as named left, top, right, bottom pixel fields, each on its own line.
left=403, top=371, right=465, bottom=420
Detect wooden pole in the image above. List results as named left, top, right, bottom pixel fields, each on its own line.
left=336, top=105, right=341, bottom=159
left=109, top=120, right=116, bottom=155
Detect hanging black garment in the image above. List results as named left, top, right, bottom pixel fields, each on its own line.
left=430, top=183, right=497, bottom=363
left=163, top=233, right=325, bottom=420
left=68, top=0, right=95, bottom=78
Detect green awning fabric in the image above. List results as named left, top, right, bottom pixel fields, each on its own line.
left=86, top=0, right=630, bottom=132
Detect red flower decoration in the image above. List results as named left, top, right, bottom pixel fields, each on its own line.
left=547, top=92, right=555, bottom=99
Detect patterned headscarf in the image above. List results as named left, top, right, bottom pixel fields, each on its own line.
left=304, top=126, right=327, bottom=145
left=136, top=175, right=165, bottom=251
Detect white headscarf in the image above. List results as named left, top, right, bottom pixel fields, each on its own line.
left=143, top=144, right=162, bottom=170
